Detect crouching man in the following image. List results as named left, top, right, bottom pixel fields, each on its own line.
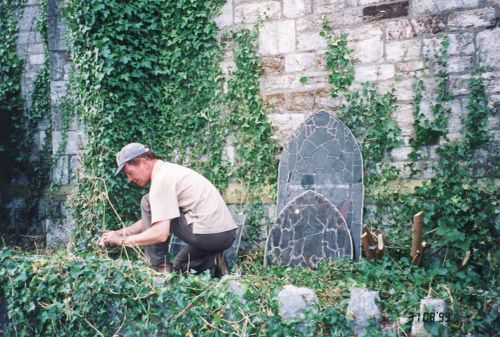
left=99, top=143, right=237, bottom=276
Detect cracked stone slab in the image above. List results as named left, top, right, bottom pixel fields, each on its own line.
left=266, top=190, right=353, bottom=268
left=277, top=110, right=363, bottom=259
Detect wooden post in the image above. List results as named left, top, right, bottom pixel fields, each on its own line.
left=376, top=233, right=384, bottom=259
left=414, top=241, right=427, bottom=266
left=411, top=211, right=424, bottom=263
left=361, top=232, right=374, bottom=259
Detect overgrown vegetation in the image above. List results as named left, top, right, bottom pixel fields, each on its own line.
left=63, top=0, right=277, bottom=250
left=0, top=0, right=52, bottom=245
left=0, top=2, right=498, bottom=337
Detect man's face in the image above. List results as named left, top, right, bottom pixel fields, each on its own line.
left=123, top=159, right=150, bottom=187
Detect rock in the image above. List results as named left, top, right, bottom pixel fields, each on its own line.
left=411, top=298, right=448, bottom=337
left=346, top=288, right=381, bottom=336
left=278, top=285, right=319, bottom=321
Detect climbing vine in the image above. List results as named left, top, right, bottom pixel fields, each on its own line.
left=0, top=0, right=52, bottom=244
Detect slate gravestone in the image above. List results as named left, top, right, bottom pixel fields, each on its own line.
left=277, top=111, right=363, bottom=260
left=266, top=190, right=353, bottom=267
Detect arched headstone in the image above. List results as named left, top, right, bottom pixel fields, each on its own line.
left=277, top=111, right=363, bottom=259
left=266, top=190, right=353, bottom=268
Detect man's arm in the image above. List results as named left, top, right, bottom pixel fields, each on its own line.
left=115, top=219, right=144, bottom=236
left=102, top=219, right=171, bottom=247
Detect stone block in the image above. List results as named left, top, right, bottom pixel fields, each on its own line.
left=268, top=113, right=306, bottom=143
left=450, top=74, right=472, bottom=96
left=223, top=144, right=236, bottom=165
left=69, top=154, right=81, bottom=184
left=285, top=52, right=316, bottom=73
left=52, top=130, right=85, bottom=155
left=50, top=80, right=68, bottom=105
left=378, top=78, right=413, bottom=101
left=17, top=5, right=40, bottom=32
left=395, top=104, right=414, bottom=135
left=261, top=72, right=328, bottom=92
left=234, top=1, right=281, bottom=24
left=448, top=7, right=496, bottom=30
left=46, top=217, right=72, bottom=248
left=278, top=285, right=318, bottom=321
left=448, top=33, right=474, bottom=55
left=29, top=53, right=45, bottom=65
left=286, top=90, right=315, bottom=111
left=264, top=93, right=286, bottom=113
left=349, top=24, right=384, bottom=63
left=397, top=61, right=427, bottom=78
left=262, top=56, right=285, bottom=75
left=259, top=20, right=295, bottom=55
left=53, top=155, right=70, bottom=185
left=354, top=63, right=395, bottom=82
left=296, top=14, right=324, bottom=32
left=346, top=288, right=381, bottom=337
left=313, top=0, right=345, bottom=15
left=50, top=51, right=70, bottom=81
left=411, top=298, right=448, bottom=337
left=477, top=28, right=500, bottom=70
left=297, top=31, right=327, bottom=52
left=363, top=1, right=409, bottom=22
left=385, top=39, right=421, bottom=62
left=326, top=7, right=364, bottom=27
left=447, top=55, right=473, bottom=73
left=411, top=0, right=480, bottom=15
left=214, top=1, right=233, bottom=28
left=314, top=88, right=341, bottom=110
left=391, top=147, right=412, bottom=161
left=484, top=73, right=500, bottom=94
left=283, top=0, right=312, bottom=19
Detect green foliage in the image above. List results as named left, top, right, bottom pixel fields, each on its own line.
left=1, top=248, right=497, bottom=336
left=63, top=1, right=278, bottom=250
left=0, top=0, right=52, bottom=239
left=321, top=20, right=354, bottom=98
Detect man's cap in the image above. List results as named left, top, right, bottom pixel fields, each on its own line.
left=114, top=143, right=150, bottom=176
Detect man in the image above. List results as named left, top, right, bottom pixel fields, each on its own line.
left=99, top=143, right=237, bottom=276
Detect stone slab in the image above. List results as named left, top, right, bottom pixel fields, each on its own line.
left=363, top=1, right=409, bottom=22
left=266, top=190, right=354, bottom=267
left=277, top=110, right=363, bottom=259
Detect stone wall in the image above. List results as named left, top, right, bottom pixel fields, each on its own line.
left=9, top=0, right=500, bottom=246
left=217, top=0, right=499, bottom=180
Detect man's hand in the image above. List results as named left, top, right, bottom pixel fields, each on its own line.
left=98, top=230, right=124, bottom=247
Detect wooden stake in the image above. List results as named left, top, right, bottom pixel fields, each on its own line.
left=411, top=211, right=424, bottom=262
left=460, top=250, right=471, bottom=269
left=376, top=233, right=384, bottom=259
left=414, top=241, right=427, bottom=266
left=361, top=232, right=375, bottom=259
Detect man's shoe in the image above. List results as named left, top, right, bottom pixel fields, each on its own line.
left=215, top=252, right=229, bottom=277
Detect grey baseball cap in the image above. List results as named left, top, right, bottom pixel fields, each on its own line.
left=114, top=143, right=151, bottom=176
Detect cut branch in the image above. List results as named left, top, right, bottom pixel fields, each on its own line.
left=411, top=211, right=424, bottom=263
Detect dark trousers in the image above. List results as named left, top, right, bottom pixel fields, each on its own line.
left=141, top=194, right=235, bottom=274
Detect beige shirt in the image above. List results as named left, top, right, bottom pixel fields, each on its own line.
left=149, top=160, right=237, bottom=234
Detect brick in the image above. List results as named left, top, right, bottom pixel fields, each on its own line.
left=297, top=31, right=327, bottom=51
left=354, top=64, right=395, bottom=82
left=215, top=1, right=233, bottom=28
left=363, top=1, right=409, bottom=22
left=385, top=16, right=445, bottom=40
left=447, top=56, right=473, bottom=73
left=283, top=0, right=312, bottom=19
left=385, top=39, right=421, bottom=62
left=412, top=0, right=480, bottom=15
left=448, top=7, right=496, bottom=30
left=264, top=93, right=286, bottom=113
left=235, top=1, right=281, bottom=24
left=267, top=113, right=306, bottom=144
left=477, top=28, right=500, bottom=70
left=259, top=20, right=295, bottom=55
left=262, top=56, right=285, bottom=75
left=313, top=0, right=345, bottom=15
left=285, top=52, right=316, bottom=72
left=286, top=90, right=315, bottom=111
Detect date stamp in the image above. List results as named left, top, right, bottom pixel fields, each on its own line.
left=409, top=312, right=450, bottom=323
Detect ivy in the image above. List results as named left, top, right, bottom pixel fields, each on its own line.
left=0, top=0, right=52, bottom=243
